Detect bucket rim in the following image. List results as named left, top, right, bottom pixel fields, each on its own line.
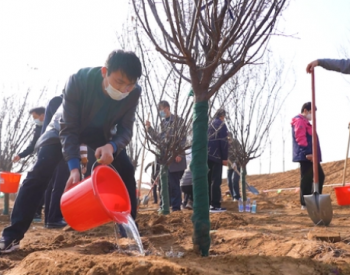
left=0, top=172, right=22, bottom=176
left=91, top=165, right=130, bottom=221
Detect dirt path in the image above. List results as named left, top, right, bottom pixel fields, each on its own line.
left=0, top=160, right=350, bottom=274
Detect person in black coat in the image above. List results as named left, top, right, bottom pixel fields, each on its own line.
left=207, top=109, right=228, bottom=213
left=12, top=107, right=45, bottom=162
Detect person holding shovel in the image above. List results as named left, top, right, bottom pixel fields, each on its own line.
left=291, top=102, right=325, bottom=210
left=306, top=59, right=350, bottom=74
left=0, top=50, right=142, bottom=253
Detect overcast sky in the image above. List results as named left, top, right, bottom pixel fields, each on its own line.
left=1, top=0, right=350, bottom=180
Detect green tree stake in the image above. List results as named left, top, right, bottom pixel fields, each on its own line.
left=241, top=166, right=247, bottom=202
left=160, top=165, right=170, bottom=215
left=3, top=193, right=9, bottom=215
left=190, top=101, right=210, bottom=256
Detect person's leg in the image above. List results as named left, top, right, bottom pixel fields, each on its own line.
left=34, top=196, right=44, bottom=221
left=318, top=163, right=325, bottom=194
left=2, top=143, right=63, bottom=242
left=227, top=169, right=234, bottom=197
left=207, top=160, right=214, bottom=206
left=211, top=162, right=223, bottom=208
left=111, top=149, right=137, bottom=220
left=299, top=161, right=313, bottom=206
left=44, top=179, right=54, bottom=224
left=233, top=167, right=241, bottom=200
left=152, top=171, right=158, bottom=204
left=168, top=171, right=183, bottom=211
left=47, top=159, right=70, bottom=224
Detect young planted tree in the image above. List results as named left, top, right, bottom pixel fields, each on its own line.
left=132, top=0, right=288, bottom=255
left=219, top=60, right=291, bottom=201
left=115, top=20, right=193, bottom=214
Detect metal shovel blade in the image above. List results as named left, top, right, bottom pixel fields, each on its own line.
left=304, top=192, right=333, bottom=226
left=141, top=195, right=149, bottom=205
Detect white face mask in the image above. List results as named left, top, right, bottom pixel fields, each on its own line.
left=34, top=119, right=43, bottom=126
left=306, top=113, right=312, bottom=121
left=105, top=79, right=129, bottom=101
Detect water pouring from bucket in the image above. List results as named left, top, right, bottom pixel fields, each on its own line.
left=60, top=164, right=144, bottom=255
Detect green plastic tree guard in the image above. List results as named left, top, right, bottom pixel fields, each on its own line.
left=190, top=101, right=211, bottom=256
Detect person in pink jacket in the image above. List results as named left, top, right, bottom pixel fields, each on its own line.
left=291, top=102, right=324, bottom=210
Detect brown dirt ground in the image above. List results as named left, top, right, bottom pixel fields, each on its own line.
left=1, top=160, right=350, bottom=274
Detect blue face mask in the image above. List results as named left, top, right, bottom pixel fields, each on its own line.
left=159, top=110, right=166, bottom=118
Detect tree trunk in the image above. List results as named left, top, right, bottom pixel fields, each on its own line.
left=190, top=101, right=210, bottom=256
left=241, top=165, right=247, bottom=202
left=159, top=164, right=170, bottom=215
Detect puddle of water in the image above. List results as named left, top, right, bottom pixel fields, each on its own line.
left=112, top=212, right=145, bottom=256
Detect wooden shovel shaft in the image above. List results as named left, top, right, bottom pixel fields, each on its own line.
left=342, top=125, right=350, bottom=186
left=311, top=72, right=319, bottom=192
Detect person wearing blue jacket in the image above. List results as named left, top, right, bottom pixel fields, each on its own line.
left=207, top=109, right=228, bottom=213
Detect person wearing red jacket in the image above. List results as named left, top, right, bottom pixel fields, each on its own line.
left=291, top=102, right=325, bottom=210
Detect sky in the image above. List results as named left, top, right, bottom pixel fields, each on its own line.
left=1, top=0, right=350, bottom=181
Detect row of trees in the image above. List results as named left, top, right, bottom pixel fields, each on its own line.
left=128, top=0, right=289, bottom=256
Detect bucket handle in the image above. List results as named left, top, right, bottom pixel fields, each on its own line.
left=90, top=160, right=119, bottom=196
left=65, top=161, right=118, bottom=193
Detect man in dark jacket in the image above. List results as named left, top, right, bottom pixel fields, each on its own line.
left=146, top=101, right=187, bottom=211
left=13, top=107, right=45, bottom=222
left=0, top=50, right=142, bottom=253
left=291, top=102, right=324, bottom=210
left=12, top=107, right=45, bottom=163
left=207, top=109, right=228, bottom=212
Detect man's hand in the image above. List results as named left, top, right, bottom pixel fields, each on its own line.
left=222, top=160, right=228, bottom=166
left=65, top=168, right=81, bottom=192
left=306, top=60, right=318, bottom=73
left=12, top=155, right=21, bottom=163
left=306, top=154, right=313, bottom=162
left=145, top=120, right=151, bottom=130
left=175, top=156, right=182, bottom=163
left=95, top=144, right=114, bottom=165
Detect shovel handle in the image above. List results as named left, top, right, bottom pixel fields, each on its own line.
left=311, top=71, right=319, bottom=193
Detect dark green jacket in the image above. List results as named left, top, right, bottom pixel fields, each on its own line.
left=36, top=67, right=141, bottom=162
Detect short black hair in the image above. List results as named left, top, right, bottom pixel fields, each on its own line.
left=215, top=109, right=226, bottom=118
left=158, top=101, right=170, bottom=109
left=105, top=50, right=142, bottom=82
left=29, top=107, right=45, bottom=115
left=301, top=102, right=317, bottom=113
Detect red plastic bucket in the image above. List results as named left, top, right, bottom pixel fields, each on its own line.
left=0, top=172, right=21, bottom=193
left=60, top=165, right=131, bottom=231
left=334, top=185, right=350, bottom=206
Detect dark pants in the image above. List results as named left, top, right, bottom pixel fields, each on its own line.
left=3, top=143, right=137, bottom=242
left=227, top=168, right=241, bottom=200
left=181, top=185, right=193, bottom=202
left=208, top=160, right=223, bottom=208
left=299, top=161, right=325, bottom=206
left=152, top=164, right=160, bottom=204
left=168, top=170, right=184, bottom=211
left=44, top=159, right=69, bottom=224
